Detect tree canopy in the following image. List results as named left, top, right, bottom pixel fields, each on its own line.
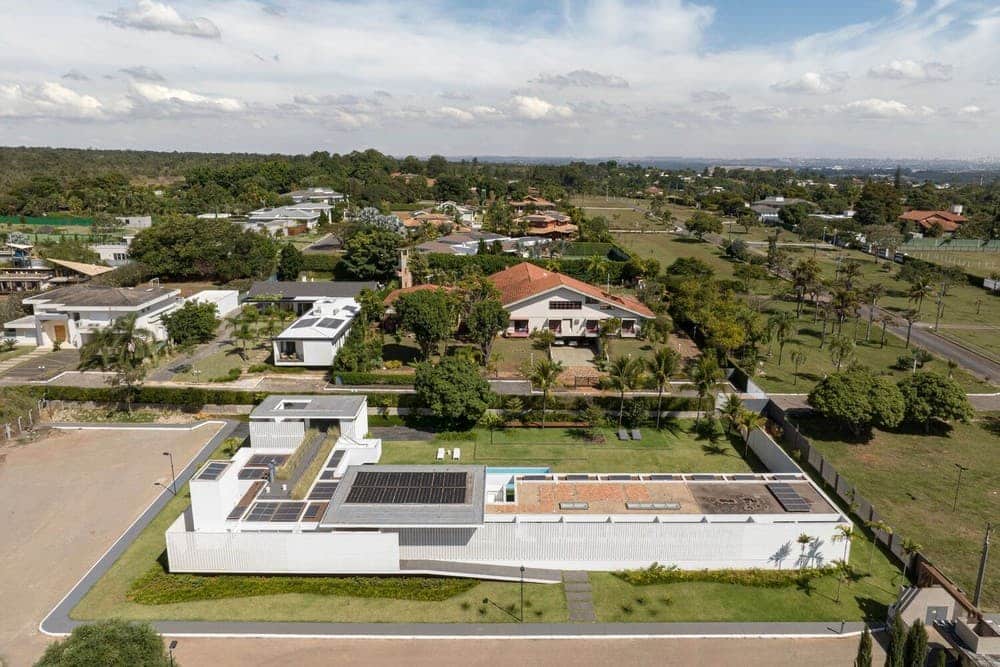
left=394, top=288, right=455, bottom=358
left=276, top=243, right=304, bottom=281
left=808, top=366, right=905, bottom=437
left=36, top=619, right=172, bottom=667
left=340, top=228, right=400, bottom=281
left=896, top=371, right=973, bottom=431
left=465, top=297, right=509, bottom=361
left=414, top=356, right=492, bottom=427
left=160, top=300, right=219, bottom=347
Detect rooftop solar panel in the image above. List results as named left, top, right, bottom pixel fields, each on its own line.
left=766, top=483, right=812, bottom=513
left=247, top=454, right=289, bottom=467
left=238, top=468, right=269, bottom=480
left=302, top=502, right=328, bottom=521
left=345, top=470, right=469, bottom=505
left=197, top=462, right=228, bottom=481
left=245, top=502, right=280, bottom=522
left=308, top=482, right=339, bottom=501
left=319, top=469, right=338, bottom=480
left=291, top=318, right=319, bottom=329
left=271, top=503, right=306, bottom=522
left=325, top=450, right=345, bottom=470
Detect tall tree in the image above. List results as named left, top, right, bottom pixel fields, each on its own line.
left=736, top=408, right=765, bottom=456
left=896, top=372, right=973, bottom=432
left=395, top=288, right=455, bottom=359
left=854, top=626, right=873, bottom=667
left=276, top=243, right=304, bottom=281
left=688, top=354, right=723, bottom=422
left=414, top=357, right=492, bottom=427
left=528, top=358, right=564, bottom=429
left=903, top=619, right=928, bottom=667
left=465, top=298, right=509, bottom=362
left=606, top=355, right=645, bottom=426
left=78, top=314, right=156, bottom=412
left=646, top=347, right=680, bottom=429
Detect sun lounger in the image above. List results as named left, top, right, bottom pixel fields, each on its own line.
left=453, top=448, right=461, bottom=460
left=436, top=447, right=445, bottom=460
left=617, top=428, right=630, bottom=441
left=631, top=428, right=642, bottom=441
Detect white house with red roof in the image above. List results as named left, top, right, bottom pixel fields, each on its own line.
left=488, top=262, right=655, bottom=340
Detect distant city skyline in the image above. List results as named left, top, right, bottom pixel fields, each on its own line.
left=1, top=0, right=997, bottom=158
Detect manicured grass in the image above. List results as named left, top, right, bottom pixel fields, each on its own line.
left=570, top=195, right=692, bottom=230
left=902, top=250, right=1000, bottom=279
left=72, top=437, right=568, bottom=624
left=169, top=346, right=268, bottom=383
left=489, top=336, right=539, bottom=376
left=939, top=328, right=1000, bottom=364
left=379, top=422, right=761, bottom=473
left=793, top=413, right=1000, bottom=611
left=0, top=345, right=34, bottom=363
left=590, top=534, right=901, bottom=622
left=754, top=299, right=994, bottom=393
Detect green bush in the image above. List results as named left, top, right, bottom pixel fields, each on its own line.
left=128, top=567, right=477, bottom=605
left=36, top=385, right=271, bottom=407
left=614, top=562, right=833, bottom=588
left=331, top=371, right=415, bottom=386
left=210, top=367, right=242, bottom=383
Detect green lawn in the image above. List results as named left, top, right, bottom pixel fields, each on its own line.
left=167, top=346, right=270, bottom=383
left=590, top=533, right=901, bottom=622
left=570, top=195, right=694, bottom=230
left=72, top=436, right=567, bottom=624
left=754, top=299, right=994, bottom=393
left=793, top=413, right=1000, bottom=611
left=902, top=250, right=1000, bottom=279
left=489, top=336, right=538, bottom=375
left=379, top=423, right=760, bottom=473
left=0, top=345, right=34, bottom=364
left=939, top=328, right=1000, bottom=364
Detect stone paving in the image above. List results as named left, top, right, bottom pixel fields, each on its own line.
left=563, top=571, right=597, bottom=622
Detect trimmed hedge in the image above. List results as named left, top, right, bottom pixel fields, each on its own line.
left=615, top=563, right=833, bottom=588
left=331, top=371, right=415, bottom=386
left=128, top=567, right=477, bottom=605
left=36, top=385, right=271, bottom=406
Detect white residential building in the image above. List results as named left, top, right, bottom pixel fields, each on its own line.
left=166, top=395, right=850, bottom=578
left=272, top=297, right=360, bottom=367
left=246, top=206, right=324, bottom=235
left=245, top=280, right=377, bottom=316
left=4, top=285, right=180, bottom=348
left=489, top=262, right=655, bottom=339
left=282, top=187, right=347, bottom=205
left=184, top=289, right=240, bottom=318
left=114, top=215, right=152, bottom=229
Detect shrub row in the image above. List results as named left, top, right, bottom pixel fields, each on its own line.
left=614, top=562, right=832, bottom=588
left=331, top=371, right=415, bottom=386
left=36, top=385, right=272, bottom=406
left=128, top=567, right=477, bottom=605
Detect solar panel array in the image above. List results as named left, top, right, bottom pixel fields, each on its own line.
left=345, top=471, right=468, bottom=505
left=227, top=481, right=265, bottom=520
left=326, top=450, right=345, bottom=470
left=238, top=468, right=269, bottom=480
left=198, top=462, right=228, bottom=480
left=247, top=454, right=289, bottom=467
left=308, top=482, right=339, bottom=501
left=291, top=318, right=319, bottom=329
left=767, top=483, right=811, bottom=513
left=316, top=317, right=344, bottom=330
left=245, top=501, right=307, bottom=522
left=301, top=502, right=328, bottom=521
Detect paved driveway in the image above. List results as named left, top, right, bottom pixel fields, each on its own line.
left=0, top=349, right=79, bottom=382
left=0, top=423, right=223, bottom=666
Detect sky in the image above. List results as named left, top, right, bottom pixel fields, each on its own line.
left=0, top=0, right=998, bottom=159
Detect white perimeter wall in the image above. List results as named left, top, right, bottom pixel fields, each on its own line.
left=747, top=428, right=801, bottom=474
left=394, top=518, right=849, bottom=571
left=166, top=515, right=400, bottom=574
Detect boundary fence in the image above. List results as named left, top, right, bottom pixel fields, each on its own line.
left=1, top=397, right=48, bottom=440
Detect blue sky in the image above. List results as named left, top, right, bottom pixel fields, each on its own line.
left=0, top=0, right=997, bottom=158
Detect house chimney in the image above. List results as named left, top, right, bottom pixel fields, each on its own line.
left=950, top=204, right=964, bottom=215
left=398, top=248, right=412, bottom=289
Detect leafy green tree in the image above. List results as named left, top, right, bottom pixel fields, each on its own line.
left=395, top=288, right=455, bottom=359
left=340, top=228, right=400, bottom=280
left=646, top=347, right=680, bottom=429
left=414, top=357, right=492, bottom=428
left=855, top=626, right=873, bottom=667
left=829, top=334, right=855, bottom=371
left=790, top=349, right=807, bottom=386
left=606, top=355, right=645, bottom=426
left=36, top=619, right=172, bottom=667
left=479, top=412, right=505, bottom=445
left=465, top=298, right=509, bottom=361
left=808, top=367, right=905, bottom=438
left=903, top=619, right=928, bottom=667
left=160, top=300, right=219, bottom=347
left=853, top=181, right=903, bottom=227
left=777, top=202, right=812, bottom=228
left=37, top=238, right=103, bottom=264
left=686, top=211, right=723, bottom=239
left=527, top=358, right=564, bottom=428
left=897, top=372, right=973, bottom=432
left=332, top=323, right=382, bottom=372
left=276, top=243, right=304, bottom=281
left=736, top=408, right=765, bottom=456
left=720, top=393, right=743, bottom=434
left=78, top=314, right=157, bottom=412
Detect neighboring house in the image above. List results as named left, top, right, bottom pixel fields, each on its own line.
left=515, top=210, right=578, bottom=239
left=245, top=280, right=377, bottom=316
left=0, top=243, right=114, bottom=294
left=751, top=196, right=813, bottom=223
left=114, top=215, right=152, bottom=229
left=489, top=262, right=655, bottom=339
left=90, top=233, right=135, bottom=267
left=246, top=205, right=329, bottom=236
left=282, top=187, right=346, bottom=205
left=272, top=297, right=360, bottom=367
left=900, top=209, right=966, bottom=236
left=165, top=394, right=849, bottom=577
left=184, top=289, right=240, bottom=318
left=510, top=195, right=556, bottom=214
left=436, top=201, right=476, bottom=224
left=196, top=212, right=231, bottom=220
left=4, top=284, right=180, bottom=348
left=414, top=231, right=548, bottom=257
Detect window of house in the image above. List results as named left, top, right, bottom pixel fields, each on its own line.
left=622, top=319, right=636, bottom=332
left=549, top=300, right=582, bottom=310
left=585, top=297, right=599, bottom=304
left=585, top=319, right=599, bottom=332
left=548, top=320, right=562, bottom=333
left=513, top=320, right=529, bottom=333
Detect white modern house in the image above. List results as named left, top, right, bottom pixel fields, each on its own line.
left=3, top=284, right=180, bottom=348
left=245, top=206, right=323, bottom=236
left=245, top=280, right=377, bottom=316
left=166, top=395, right=850, bottom=578
left=489, top=262, right=655, bottom=340
left=184, top=289, right=240, bottom=318
left=271, top=297, right=360, bottom=367
left=282, top=187, right=346, bottom=205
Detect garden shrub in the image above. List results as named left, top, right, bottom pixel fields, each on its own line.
left=614, top=562, right=833, bottom=588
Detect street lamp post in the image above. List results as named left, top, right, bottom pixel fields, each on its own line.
left=520, top=565, right=525, bottom=622
left=952, top=463, right=970, bottom=512
left=168, top=640, right=177, bottom=666
left=163, top=451, right=176, bottom=495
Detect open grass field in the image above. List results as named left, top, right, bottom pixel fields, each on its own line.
left=902, top=250, right=1000, bottom=279
left=939, top=327, right=1000, bottom=363
left=379, top=423, right=761, bottom=473
left=755, top=299, right=994, bottom=393
left=793, top=413, right=1000, bottom=611
left=570, top=195, right=695, bottom=230
left=71, top=436, right=568, bottom=624
left=590, top=532, right=901, bottom=622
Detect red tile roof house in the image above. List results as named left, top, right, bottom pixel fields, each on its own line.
left=488, top=263, right=654, bottom=340
left=899, top=210, right=966, bottom=236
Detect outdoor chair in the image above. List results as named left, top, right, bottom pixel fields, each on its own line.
left=631, top=428, right=642, bottom=441
left=453, top=448, right=461, bottom=460
left=617, top=428, right=630, bottom=440
left=436, top=447, right=445, bottom=460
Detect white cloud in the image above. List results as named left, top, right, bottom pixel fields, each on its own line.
left=771, top=71, right=848, bottom=95
left=120, top=66, right=165, bottom=82
left=61, top=69, right=89, bottom=81
left=0, top=82, right=107, bottom=119
left=99, top=0, right=221, bottom=39
left=130, top=83, right=242, bottom=113
left=691, top=90, right=729, bottom=103
left=509, top=96, right=573, bottom=120
left=532, top=69, right=629, bottom=89
left=957, top=105, right=984, bottom=117
left=868, top=59, right=953, bottom=81
left=435, top=105, right=502, bottom=124
left=839, top=98, right=933, bottom=119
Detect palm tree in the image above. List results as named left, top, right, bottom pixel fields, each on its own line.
left=840, top=260, right=863, bottom=290
left=479, top=412, right=504, bottom=445
left=607, top=355, right=645, bottom=426
left=598, top=317, right=621, bottom=361
left=832, top=559, right=851, bottom=604
left=864, top=520, right=892, bottom=573
left=829, top=335, right=855, bottom=372
left=736, top=408, right=765, bottom=456
left=902, top=309, right=919, bottom=348
left=790, top=350, right=807, bottom=386
left=688, top=355, right=723, bottom=423
left=791, top=259, right=821, bottom=318
left=770, top=312, right=795, bottom=365
left=585, top=255, right=609, bottom=284
left=527, top=358, right=564, bottom=429
left=833, top=524, right=854, bottom=564
left=78, top=313, right=157, bottom=413
left=902, top=538, right=922, bottom=581
left=720, top=394, right=743, bottom=435
left=645, top=347, right=680, bottom=429
left=908, top=277, right=934, bottom=317
left=863, top=283, right=885, bottom=341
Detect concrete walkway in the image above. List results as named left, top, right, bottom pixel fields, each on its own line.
left=563, top=572, right=597, bottom=622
